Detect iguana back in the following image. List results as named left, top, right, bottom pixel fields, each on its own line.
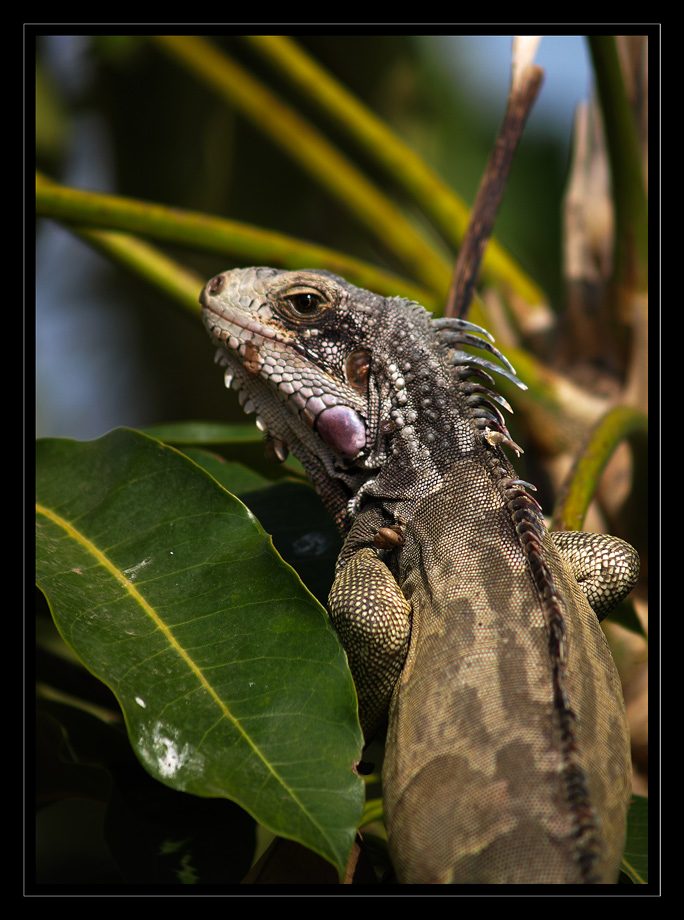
left=380, top=462, right=631, bottom=883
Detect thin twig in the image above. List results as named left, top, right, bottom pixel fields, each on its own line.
left=445, top=51, right=544, bottom=318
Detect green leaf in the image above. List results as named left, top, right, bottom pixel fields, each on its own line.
left=169, top=449, right=341, bottom=605
left=142, top=419, right=264, bottom=445
left=141, top=420, right=306, bottom=480
left=35, top=428, right=364, bottom=878
left=177, top=450, right=272, bottom=495
left=238, top=480, right=341, bottom=608
left=620, top=794, right=648, bottom=884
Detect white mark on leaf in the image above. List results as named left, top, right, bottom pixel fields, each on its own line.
left=122, top=557, right=152, bottom=582
left=138, top=721, right=205, bottom=783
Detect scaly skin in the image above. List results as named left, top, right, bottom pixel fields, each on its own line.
left=200, top=267, right=639, bottom=884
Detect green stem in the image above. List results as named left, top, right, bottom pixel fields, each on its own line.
left=73, top=228, right=205, bottom=317
left=551, top=405, right=648, bottom=532
left=150, top=35, right=451, bottom=297
left=36, top=171, right=437, bottom=308
left=242, top=35, right=547, bottom=310
left=587, top=36, right=648, bottom=292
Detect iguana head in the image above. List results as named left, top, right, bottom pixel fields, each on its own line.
left=200, top=267, right=385, bottom=527
left=200, top=267, right=525, bottom=530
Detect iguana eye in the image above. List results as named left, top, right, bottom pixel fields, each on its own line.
left=284, top=291, right=325, bottom=316
left=275, top=286, right=331, bottom=324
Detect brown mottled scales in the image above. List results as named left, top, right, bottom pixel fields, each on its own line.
left=200, top=267, right=639, bottom=884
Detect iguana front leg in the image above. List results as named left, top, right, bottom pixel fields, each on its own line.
left=328, top=508, right=411, bottom=741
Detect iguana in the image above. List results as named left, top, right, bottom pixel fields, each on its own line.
left=199, top=266, right=639, bottom=884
